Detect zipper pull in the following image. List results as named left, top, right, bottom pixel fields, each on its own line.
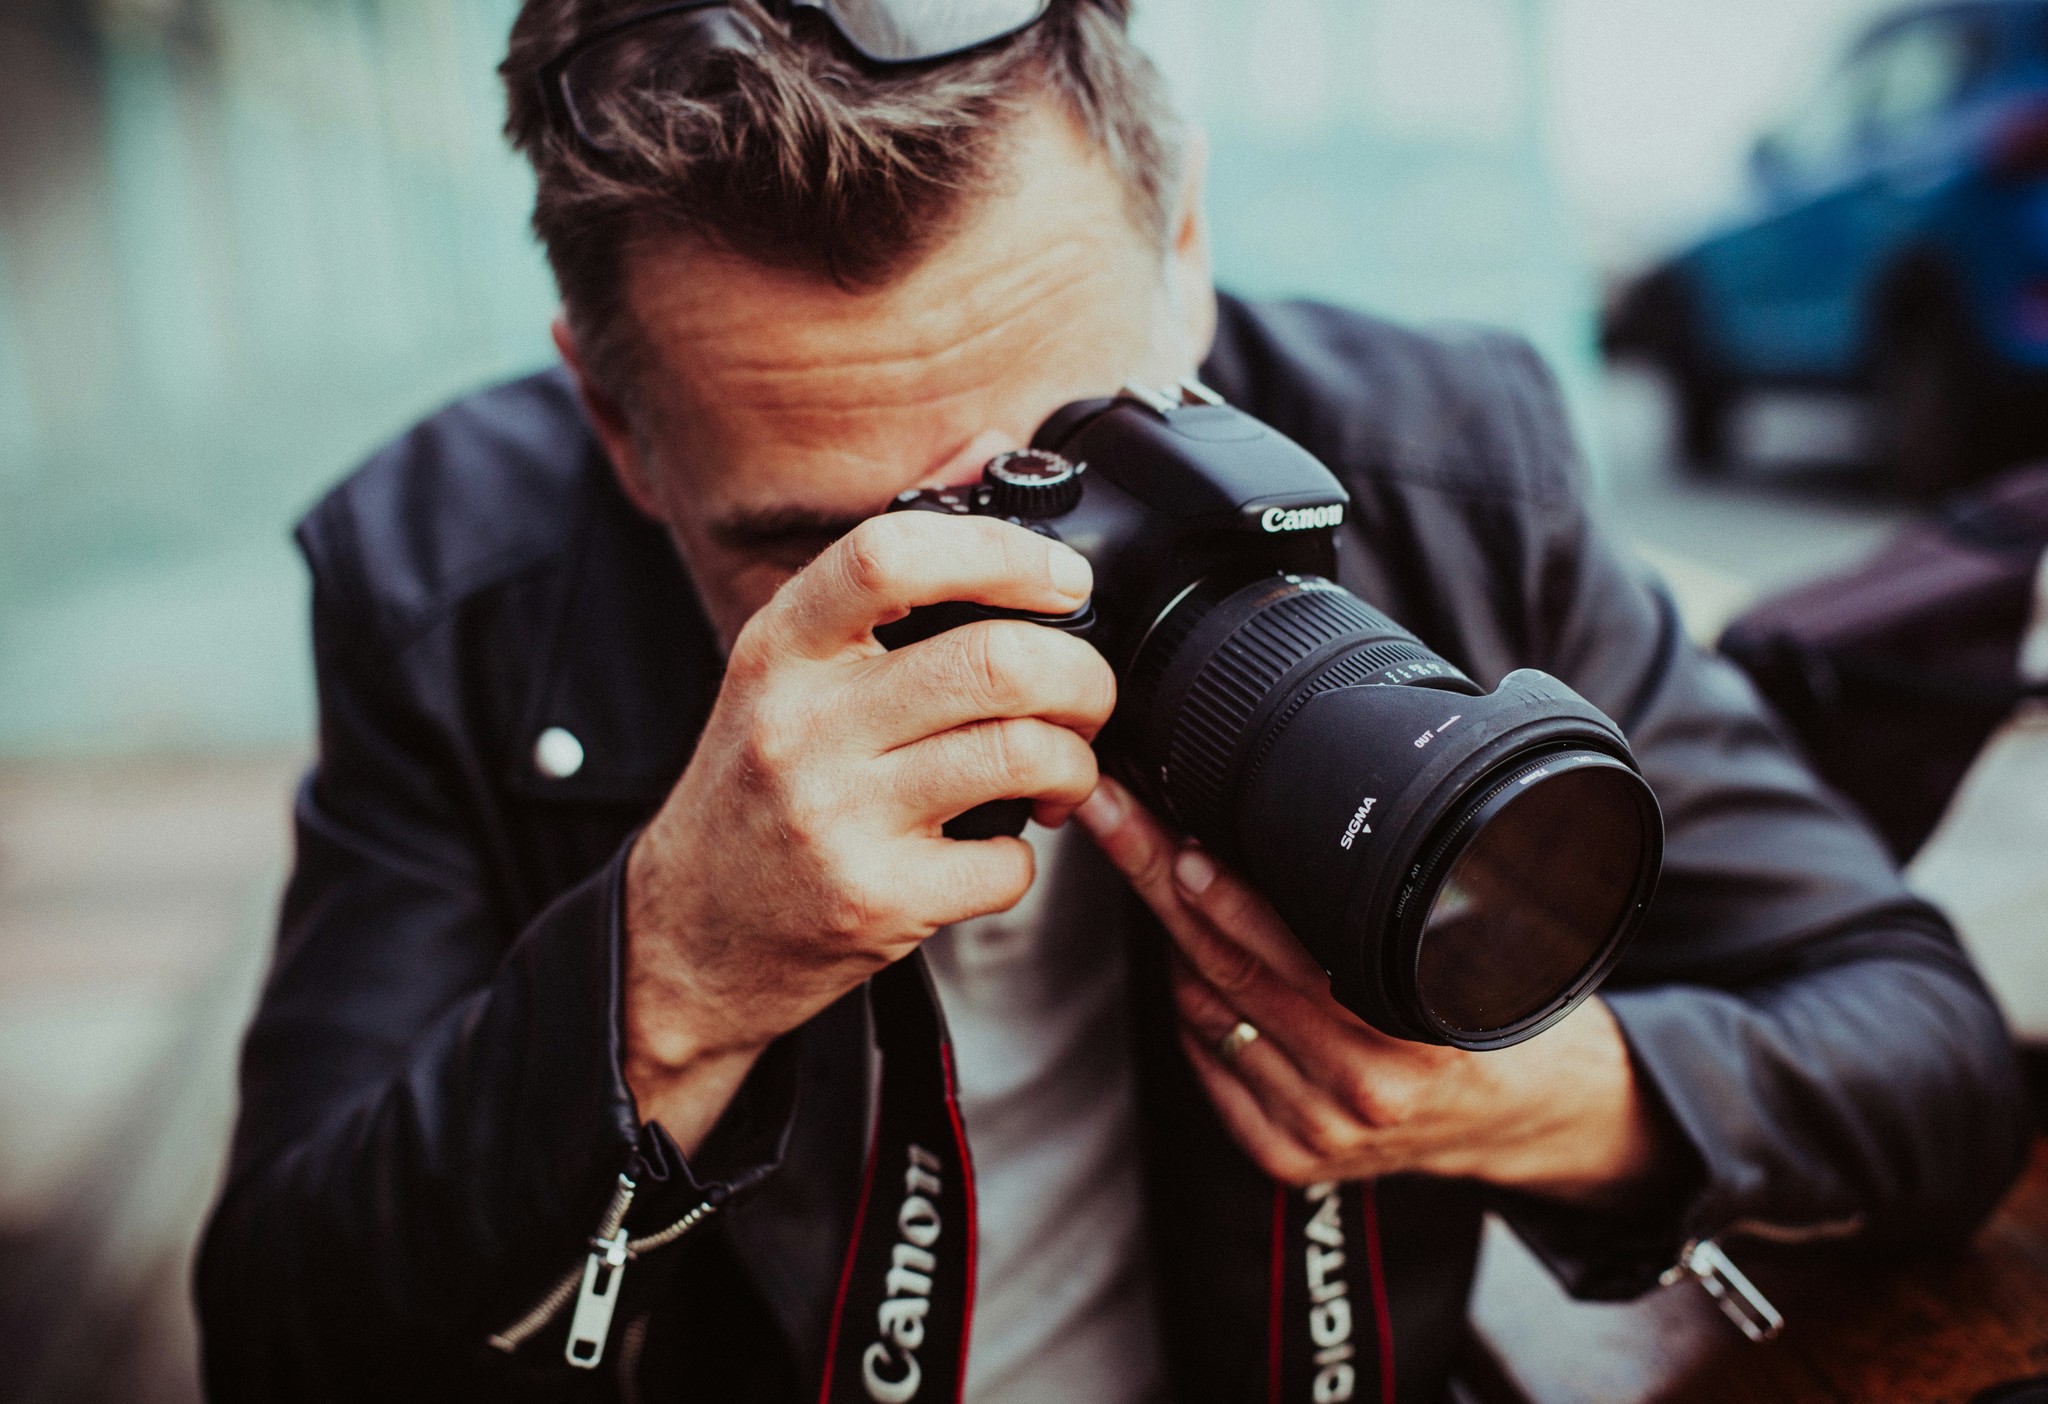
left=1659, top=1237, right=1783, bottom=1342
left=564, top=1228, right=631, bottom=1369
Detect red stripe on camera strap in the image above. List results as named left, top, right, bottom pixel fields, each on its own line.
left=818, top=955, right=978, bottom=1404
left=1267, top=1180, right=1396, bottom=1404
left=817, top=954, right=1398, bottom=1404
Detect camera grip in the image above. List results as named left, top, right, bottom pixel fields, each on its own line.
left=942, top=798, right=1035, bottom=842
left=874, top=598, right=1096, bottom=842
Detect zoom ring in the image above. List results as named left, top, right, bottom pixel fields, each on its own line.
left=1163, top=580, right=1405, bottom=841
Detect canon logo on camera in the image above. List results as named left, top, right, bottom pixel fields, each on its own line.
left=1260, top=503, right=1346, bottom=533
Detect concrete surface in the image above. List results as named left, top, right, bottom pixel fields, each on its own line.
left=0, top=756, right=299, bottom=1404
left=1598, top=366, right=1909, bottom=641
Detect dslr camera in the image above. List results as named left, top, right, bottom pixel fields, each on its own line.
left=878, top=382, right=1662, bottom=1050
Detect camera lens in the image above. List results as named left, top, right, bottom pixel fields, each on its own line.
left=1410, top=757, right=1652, bottom=1039
left=1116, top=573, right=1661, bottom=1049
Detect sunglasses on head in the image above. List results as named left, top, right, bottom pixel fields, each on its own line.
left=540, top=0, right=1056, bottom=154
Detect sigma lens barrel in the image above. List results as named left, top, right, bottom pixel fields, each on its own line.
left=1116, top=572, right=1662, bottom=1049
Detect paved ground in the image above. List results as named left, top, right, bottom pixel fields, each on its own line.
left=0, top=371, right=1918, bottom=1403
left=0, top=756, right=300, bottom=1404
left=1596, top=365, right=1909, bottom=642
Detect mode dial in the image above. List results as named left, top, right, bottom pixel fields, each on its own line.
left=982, top=449, right=1084, bottom=519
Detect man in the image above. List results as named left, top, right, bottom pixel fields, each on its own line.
left=196, top=2, right=2029, bottom=1400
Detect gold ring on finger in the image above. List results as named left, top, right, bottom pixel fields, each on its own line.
left=1217, top=1020, right=1261, bottom=1062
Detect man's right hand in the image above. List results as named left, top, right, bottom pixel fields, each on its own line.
left=621, top=510, right=1116, bottom=1152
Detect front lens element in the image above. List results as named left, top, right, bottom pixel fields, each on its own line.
left=1415, top=761, right=1650, bottom=1037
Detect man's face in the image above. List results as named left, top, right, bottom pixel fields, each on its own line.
left=566, top=99, right=1215, bottom=650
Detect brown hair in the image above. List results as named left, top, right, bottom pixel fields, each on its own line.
left=501, top=1, right=1184, bottom=394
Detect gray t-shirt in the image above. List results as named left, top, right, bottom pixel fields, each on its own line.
left=921, top=822, right=1167, bottom=1404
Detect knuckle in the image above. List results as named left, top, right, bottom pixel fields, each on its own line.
left=1176, top=971, right=1227, bottom=1026
left=838, top=517, right=908, bottom=598
left=1340, top=1066, right=1405, bottom=1127
left=978, top=717, right=1038, bottom=786
left=1115, top=818, right=1173, bottom=888
left=1373, top=1080, right=1420, bottom=1126
left=781, top=770, right=843, bottom=840
left=822, top=862, right=901, bottom=942
left=1208, top=882, right=1260, bottom=930
left=1261, top=1148, right=1319, bottom=1188
left=1131, top=840, right=1178, bottom=897
left=817, top=885, right=873, bottom=943
left=1014, top=722, right=1091, bottom=792
left=739, top=695, right=806, bottom=778
left=1205, top=941, right=1264, bottom=997
left=724, top=614, right=781, bottom=685
left=1302, top=1114, right=1363, bottom=1160
left=955, top=626, right=1020, bottom=712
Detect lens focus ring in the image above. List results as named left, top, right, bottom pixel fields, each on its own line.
left=1155, top=577, right=1439, bottom=840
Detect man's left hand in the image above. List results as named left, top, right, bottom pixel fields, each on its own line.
left=1074, top=777, right=1672, bottom=1207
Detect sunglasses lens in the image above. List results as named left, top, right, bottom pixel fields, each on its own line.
left=808, top=0, right=1052, bottom=62
left=560, top=8, right=762, bottom=151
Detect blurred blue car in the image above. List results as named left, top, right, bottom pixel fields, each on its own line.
left=1605, top=0, right=2048, bottom=494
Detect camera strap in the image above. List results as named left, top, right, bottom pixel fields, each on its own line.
left=1269, top=1180, right=1394, bottom=1404
left=817, top=952, right=1394, bottom=1404
left=818, top=954, right=977, bottom=1404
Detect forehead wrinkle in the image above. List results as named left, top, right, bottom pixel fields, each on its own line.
left=703, top=308, right=1079, bottom=419
left=666, top=232, right=1134, bottom=387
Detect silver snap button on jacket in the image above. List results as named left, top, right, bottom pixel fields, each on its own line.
left=533, top=727, right=585, bottom=779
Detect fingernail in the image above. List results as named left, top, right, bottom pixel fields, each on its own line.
left=1048, top=544, right=1092, bottom=602
left=1175, top=846, right=1216, bottom=896
left=1075, top=782, right=1123, bottom=835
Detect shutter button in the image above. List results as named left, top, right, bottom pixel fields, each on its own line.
left=534, top=727, right=585, bottom=780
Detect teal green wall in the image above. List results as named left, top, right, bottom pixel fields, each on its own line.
left=0, top=0, right=1590, bottom=756
left=0, top=0, right=556, bottom=753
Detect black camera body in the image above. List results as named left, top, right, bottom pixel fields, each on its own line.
left=880, top=385, right=1663, bottom=1049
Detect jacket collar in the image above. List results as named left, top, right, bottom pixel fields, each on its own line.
left=502, top=439, right=725, bottom=809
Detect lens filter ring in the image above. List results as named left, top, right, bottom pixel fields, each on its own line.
left=1392, top=747, right=1662, bottom=1050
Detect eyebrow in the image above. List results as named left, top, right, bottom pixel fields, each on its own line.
left=708, top=505, right=874, bottom=555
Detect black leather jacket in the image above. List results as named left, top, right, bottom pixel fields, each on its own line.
left=195, top=296, right=2029, bottom=1403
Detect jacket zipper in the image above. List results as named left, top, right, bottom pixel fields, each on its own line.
left=499, top=1200, right=1786, bottom=1367
left=1659, top=1236, right=1783, bottom=1342
left=487, top=1172, right=722, bottom=1368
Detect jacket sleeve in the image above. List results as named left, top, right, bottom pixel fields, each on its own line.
left=1474, top=336, right=2031, bottom=1298
left=194, top=534, right=795, bottom=1398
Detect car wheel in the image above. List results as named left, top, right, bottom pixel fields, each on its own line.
left=1871, top=295, right=2001, bottom=500
left=1644, top=275, right=1734, bottom=473
left=1670, top=358, right=1735, bottom=472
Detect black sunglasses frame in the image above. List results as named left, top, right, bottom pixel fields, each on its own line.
left=537, top=2, right=741, bottom=151
left=536, top=1, right=1056, bottom=153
